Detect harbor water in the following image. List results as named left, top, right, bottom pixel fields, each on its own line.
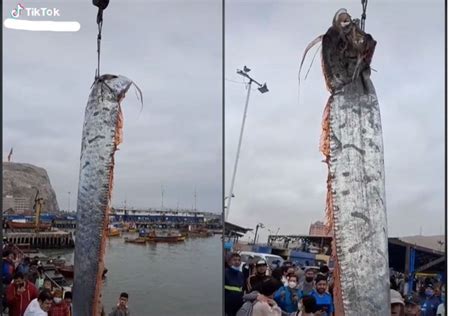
left=44, top=233, right=222, bottom=316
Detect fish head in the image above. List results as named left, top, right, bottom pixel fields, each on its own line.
left=98, top=74, right=133, bottom=102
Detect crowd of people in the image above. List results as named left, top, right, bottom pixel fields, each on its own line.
left=225, top=252, right=446, bottom=316
left=2, top=240, right=130, bottom=316
left=389, top=270, right=446, bottom=316
left=225, top=252, right=334, bottom=316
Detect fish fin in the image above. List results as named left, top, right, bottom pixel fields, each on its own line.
left=304, top=44, right=322, bottom=80
left=298, top=34, right=323, bottom=85
left=131, top=81, right=144, bottom=113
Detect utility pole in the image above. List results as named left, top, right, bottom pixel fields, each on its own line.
left=67, top=191, right=71, bottom=212
left=226, top=66, right=269, bottom=220
left=194, top=187, right=197, bottom=212
left=161, top=185, right=164, bottom=211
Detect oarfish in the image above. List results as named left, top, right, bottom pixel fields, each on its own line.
left=73, top=74, right=141, bottom=315
left=301, top=9, right=390, bottom=315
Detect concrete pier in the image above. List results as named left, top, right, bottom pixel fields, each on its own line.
left=5, top=231, right=74, bottom=249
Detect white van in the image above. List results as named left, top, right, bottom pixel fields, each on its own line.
left=238, top=251, right=285, bottom=272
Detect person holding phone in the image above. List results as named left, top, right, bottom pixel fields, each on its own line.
left=274, top=274, right=302, bottom=313
left=313, top=275, right=334, bottom=316
left=5, top=271, right=38, bottom=316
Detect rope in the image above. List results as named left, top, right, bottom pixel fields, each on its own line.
left=96, top=10, right=103, bottom=79
left=93, top=0, right=109, bottom=79
left=361, top=0, right=368, bottom=31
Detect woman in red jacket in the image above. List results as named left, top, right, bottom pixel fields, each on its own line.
left=6, top=271, right=38, bottom=316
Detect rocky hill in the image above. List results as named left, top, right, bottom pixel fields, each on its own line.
left=2, top=162, right=59, bottom=213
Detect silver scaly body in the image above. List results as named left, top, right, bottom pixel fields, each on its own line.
left=73, top=75, right=136, bottom=316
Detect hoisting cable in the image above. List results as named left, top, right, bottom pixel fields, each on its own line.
left=93, top=0, right=110, bottom=79
left=361, top=0, right=368, bottom=31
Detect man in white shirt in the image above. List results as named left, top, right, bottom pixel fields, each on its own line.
left=24, top=290, right=53, bottom=316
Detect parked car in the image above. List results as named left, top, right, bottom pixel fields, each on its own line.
left=238, top=251, right=285, bottom=274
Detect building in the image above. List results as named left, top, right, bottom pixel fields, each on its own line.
left=110, top=208, right=219, bottom=225
left=309, top=220, right=332, bottom=237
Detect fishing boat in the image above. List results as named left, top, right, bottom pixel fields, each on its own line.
left=146, top=230, right=185, bottom=243
left=57, top=265, right=74, bottom=278
left=45, top=270, right=72, bottom=287
left=7, top=221, right=52, bottom=231
left=124, top=237, right=147, bottom=244
left=107, top=227, right=121, bottom=237
left=187, top=228, right=213, bottom=238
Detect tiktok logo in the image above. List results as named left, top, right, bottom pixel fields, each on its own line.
left=11, top=3, right=25, bottom=18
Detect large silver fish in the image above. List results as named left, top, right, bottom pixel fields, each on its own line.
left=301, top=9, right=390, bottom=315
left=73, top=74, right=141, bottom=315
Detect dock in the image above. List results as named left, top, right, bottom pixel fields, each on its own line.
left=5, top=231, right=75, bottom=249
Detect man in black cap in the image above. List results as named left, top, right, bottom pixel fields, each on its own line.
left=246, top=260, right=271, bottom=293
left=405, top=294, right=422, bottom=316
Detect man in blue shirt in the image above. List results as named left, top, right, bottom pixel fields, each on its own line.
left=274, top=274, right=301, bottom=313
left=312, top=275, right=334, bottom=316
left=420, top=284, right=441, bottom=316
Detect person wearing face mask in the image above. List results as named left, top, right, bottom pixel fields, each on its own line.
left=273, top=274, right=302, bottom=313
left=420, top=284, right=441, bottom=316
left=247, top=260, right=272, bottom=293
left=298, top=269, right=316, bottom=296
left=281, top=266, right=296, bottom=287
left=48, top=289, right=69, bottom=316
left=225, top=253, right=245, bottom=316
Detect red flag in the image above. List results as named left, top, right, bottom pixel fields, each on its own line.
left=7, top=148, right=13, bottom=162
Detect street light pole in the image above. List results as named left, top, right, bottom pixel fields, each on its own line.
left=225, top=66, right=268, bottom=221
left=161, top=185, right=164, bottom=211
left=68, top=191, right=71, bottom=212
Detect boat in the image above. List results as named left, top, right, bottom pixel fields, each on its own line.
left=57, top=265, right=74, bottom=278
left=146, top=230, right=185, bottom=243
left=124, top=237, right=147, bottom=244
left=44, top=270, right=72, bottom=287
left=187, top=228, right=213, bottom=238
left=107, top=227, right=121, bottom=237
left=7, top=221, right=51, bottom=231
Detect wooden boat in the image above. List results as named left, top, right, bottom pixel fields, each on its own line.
left=7, top=221, right=51, bottom=231
left=57, top=265, right=74, bottom=278
left=124, top=237, right=146, bottom=244
left=107, top=227, right=121, bottom=237
left=187, top=228, right=213, bottom=238
left=45, top=269, right=72, bottom=287
left=146, top=230, right=185, bottom=243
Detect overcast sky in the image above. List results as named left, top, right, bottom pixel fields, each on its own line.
left=225, top=0, right=445, bottom=240
left=3, top=0, right=222, bottom=213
